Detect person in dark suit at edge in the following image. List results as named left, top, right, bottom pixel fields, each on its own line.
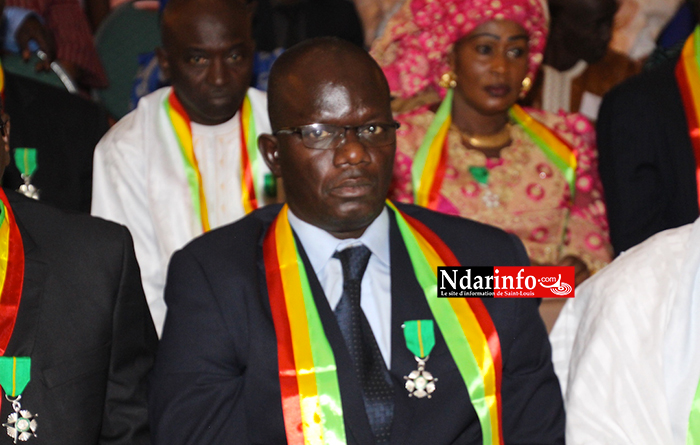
left=149, top=37, right=564, bottom=444
left=0, top=101, right=157, bottom=443
left=596, top=0, right=700, bottom=255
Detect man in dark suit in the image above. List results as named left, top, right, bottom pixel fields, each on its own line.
left=0, top=103, right=157, bottom=443
left=0, top=71, right=110, bottom=213
left=149, top=37, right=564, bottom=444
left=596, top=4, right=700, bottom=255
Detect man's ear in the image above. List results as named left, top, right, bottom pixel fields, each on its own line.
left=156, top=47, right=171, bottom=81
left=258, top=133, right=282, bottom=178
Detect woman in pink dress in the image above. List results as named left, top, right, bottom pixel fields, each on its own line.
left=371, top=0, right=612, bottom=283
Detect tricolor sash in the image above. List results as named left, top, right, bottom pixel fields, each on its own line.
left=675, top=26, right=700, bottom=211
left=411, top=92, right=578, bottom=208
left=264, top=202, right=503, bottom=445
left=509, top=104, right=577, bottom=198
left=412, top=89, right=453, bottom=208
left=163, top=91, right=261, bottom=232
left=0, top=189, right=24, bottom=357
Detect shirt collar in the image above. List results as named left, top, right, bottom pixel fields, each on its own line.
left=287, top=206, right=390, bottom=275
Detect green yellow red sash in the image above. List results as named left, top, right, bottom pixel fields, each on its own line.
left=412, top=92, right=578, bottom=208
left=263, top=202, right=503, bottom=445
left=412, top=89, right=453, bottom=208
left=509, top=104, right=577, bottom=198
left=675, top=26, right=700, bottom=211
left=164, top=91, right=259, bottom=232
left=0, top=189, right=25, bottom=356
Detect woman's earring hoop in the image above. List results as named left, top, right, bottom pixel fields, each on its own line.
left=439, top=71, right=457, bottom=89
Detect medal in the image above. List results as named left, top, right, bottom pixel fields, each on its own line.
left=13, top=149, right=39, bottom=200
left=3, top=395, right=36, bottom=443
left=402, top=320, right=437, bottom=398
left=0, top=357, right=35, bottom=442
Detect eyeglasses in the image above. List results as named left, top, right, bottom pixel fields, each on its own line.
left=274, top=122, right=400, bottom=150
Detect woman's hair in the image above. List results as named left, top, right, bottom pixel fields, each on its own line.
left=370, top=0, right=549, bottom=99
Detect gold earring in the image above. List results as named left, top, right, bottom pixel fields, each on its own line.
left=439, top=71, right=457, bottom=89
left=520, top=77, right=532, bottom=97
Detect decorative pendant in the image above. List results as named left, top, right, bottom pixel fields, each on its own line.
left=17, top=180, right=39, bottom=201
left=402, top=319, right=437, bottom=398
left=481, top=186, right=500, bottom=208
left=14, top=149, right=39, bottom=201
left=404, top=355, right=437, bottom=398
left=3, top=396, right=37, bottom=443
left=468, top=166, right=500, bottom=208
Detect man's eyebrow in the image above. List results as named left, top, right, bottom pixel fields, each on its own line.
left=184, top=41, right=250, bottom=52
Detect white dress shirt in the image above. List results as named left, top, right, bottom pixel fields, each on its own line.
left=288, top=208, right=392, bottom=367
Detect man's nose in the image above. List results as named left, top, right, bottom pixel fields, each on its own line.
left=207, top=57, right=229, bottom=86
left=334, top=129, right=371, bottom=165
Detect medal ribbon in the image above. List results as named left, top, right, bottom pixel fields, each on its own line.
left=412, top=88, right=453, bottom=209
left=164, top=91, right=260, bottom=233
left=412, top=90, right=577, bottom=207
left=0, top=357, right=30, bottom=397
left=0, top=189, right=24, bottom=357
left=675, top=26, right=700, bottom=211
left=264, top=202, right=502, bottom=445
left=13, top=149, right=37, bottom=178
left=403, top=319, right=435, bottom=359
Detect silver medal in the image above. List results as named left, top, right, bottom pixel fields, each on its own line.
left=3, top=395, right=37, bottom=443
left=17, top=176, right=39, bottom=201
left=404, top=355, right=437, bottom=398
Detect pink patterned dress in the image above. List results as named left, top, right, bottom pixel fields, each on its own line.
left=392, top=106, right=613, bottom=273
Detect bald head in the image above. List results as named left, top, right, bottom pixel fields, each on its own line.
left=267, top=37, right=391, bottom=130
left=160, top=0, right=251, bottom=50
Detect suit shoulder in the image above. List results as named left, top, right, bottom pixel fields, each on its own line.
left=397, top=202, right=513, bottom=238
left=395, top=203, right=528, bottom=266
left=603, top=59, right=676, bottom=107
left=8, top=191, right=130, bottom=245
left=178, top=204, right=282, bottom=261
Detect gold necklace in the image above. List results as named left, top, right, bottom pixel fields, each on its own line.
left=460, top=123, right=512, bottom=150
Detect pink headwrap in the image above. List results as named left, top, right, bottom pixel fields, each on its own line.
left=370, top=0, right=549, bottom=99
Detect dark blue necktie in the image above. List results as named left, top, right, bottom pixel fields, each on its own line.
left=333, top=245, right=394, bottom=443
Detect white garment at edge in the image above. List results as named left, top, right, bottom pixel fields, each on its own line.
left=91, top=86, right=271, bottom=336
left=550, top=218, right=700, bottom=444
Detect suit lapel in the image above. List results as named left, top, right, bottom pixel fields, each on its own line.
left=294, top=237, right=376, bottom=445
left=4, top=208, right=46, bottom=359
